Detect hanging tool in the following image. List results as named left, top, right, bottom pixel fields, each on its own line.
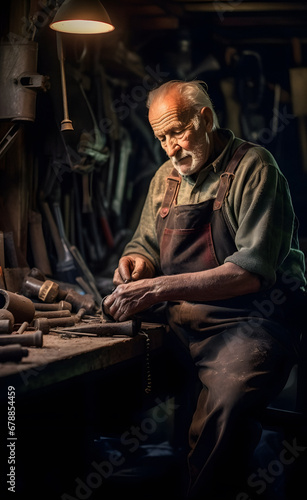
left=52, top=200, right=79, bottom=279
left=28, top=210, right=52, bottom=277
left=49, top=176, right=102, bottom=304
left=95, top=181, right=114, bottom=249
left=40, top=196, right=76, bottom=280
left=111, top=127, right=132, bottom=223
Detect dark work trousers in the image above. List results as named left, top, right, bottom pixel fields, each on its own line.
left=181, top=321, right=294, bottom=500
left=164, top=296, right=297, bottom=500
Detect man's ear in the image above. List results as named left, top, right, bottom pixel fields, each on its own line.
left=200, top=107, right=213, bottom=132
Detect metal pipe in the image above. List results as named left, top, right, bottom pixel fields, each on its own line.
left=0, top=345, right=29, bottom=362
left=0, top=320, right=12, bottom=333
left=56, top=32, right=73, bottom=131
left=16, top=322, right=29, bottom=334
left=33, top=316, right=75, bottom=334
left=54, top=320, right=138, bottom=337
left=0, top=309, right=15, bottom=332
left=23, top=274, right=96, bottom=314
left=0, top=289, right=35, bottom=323
left=34, top=300, right=72, bottom=311
left=0, top=330, right=43, bottom=347
left=22, top=276, right=59, bottom=303
left=34, top=309, right=71, bottom=319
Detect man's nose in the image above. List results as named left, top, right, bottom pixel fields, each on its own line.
left=165, top=137, right=180, bottom=157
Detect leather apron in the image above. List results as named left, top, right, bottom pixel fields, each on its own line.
left=155, top=142, right=293, bottom=348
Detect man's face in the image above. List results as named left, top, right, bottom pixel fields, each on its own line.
left=148, top=90, right=213, bottom=175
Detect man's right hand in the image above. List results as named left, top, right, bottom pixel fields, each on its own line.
left=113, top=254, right=155, bottom=285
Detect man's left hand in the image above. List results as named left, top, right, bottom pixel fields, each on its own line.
left=103, top=279, right=155, bottom=322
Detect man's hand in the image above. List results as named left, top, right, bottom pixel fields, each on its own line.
left=113, top=254, right=155, bottom=286
left=105, top=254, right=156, bottom=321
left=104, top=261, right=261, bottom=322
left=103, top=279, right=156, bottom=322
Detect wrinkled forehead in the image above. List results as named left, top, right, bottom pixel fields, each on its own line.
left=148, top=94, right=194, bottom=136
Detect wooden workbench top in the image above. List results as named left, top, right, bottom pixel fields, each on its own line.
left=0, top=323, right=165, bottom=398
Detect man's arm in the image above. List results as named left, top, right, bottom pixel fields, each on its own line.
left=103, top=260, right=261, bottom=322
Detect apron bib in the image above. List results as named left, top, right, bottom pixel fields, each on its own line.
left=156, top=142, right=253, bottom=275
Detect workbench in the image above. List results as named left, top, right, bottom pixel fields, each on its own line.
left=0, top=322, right=190, bottom=499
left=0, top=323, right=166, bottom=398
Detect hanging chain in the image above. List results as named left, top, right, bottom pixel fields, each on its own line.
left=138, top=330, right=152, bottom=394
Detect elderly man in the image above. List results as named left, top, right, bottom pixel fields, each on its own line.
left=104, top=80, right=306, bottom=499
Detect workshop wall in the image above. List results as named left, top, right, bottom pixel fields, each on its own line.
left=1, top=0, right=307, bottom=296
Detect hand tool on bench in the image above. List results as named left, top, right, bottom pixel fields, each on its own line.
left=0, top=344, right=29, bottom=362
left=22, top=275, right=60, bottom=303
left=22, top=274, right=96, bottom=313
left=0, top=330, right=43, bottom=347
left=33, top=316, right=75, bottom=334
left=15, top=322, right=29, bottom=334
left=32, top=305, right=87, bottom=334
left=48, top=319, right=139, bottom=337
left=34, top=300, right=72, bottom=311
left=34, top=309, right=71, bottom=319
left=0, top=320, right=12, bottom=333
left=0, top=309, right=15, bottom=333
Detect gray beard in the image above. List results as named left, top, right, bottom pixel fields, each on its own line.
left=171, top=147, right=206, bottom=175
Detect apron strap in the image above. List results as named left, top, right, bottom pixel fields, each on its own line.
left=160, top=168, right=181, bottom=218
left=213, top=141, right=255, bottom=211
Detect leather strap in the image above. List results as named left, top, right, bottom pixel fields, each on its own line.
left=213, top=142, right=255, bottom=211
left=160, top=168, right=182, bottom=218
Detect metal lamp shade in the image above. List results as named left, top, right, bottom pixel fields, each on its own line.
left=49, top=0, right=115, bottom=34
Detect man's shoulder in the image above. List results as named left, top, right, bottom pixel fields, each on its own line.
left=240, top=140, right=279, bottom=169
left=215, top=130, right=279, bottom=175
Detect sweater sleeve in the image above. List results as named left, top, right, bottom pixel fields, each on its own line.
left=225, top=149, right=297, bottom=289
left=122, top=162, right=171, bottom=272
